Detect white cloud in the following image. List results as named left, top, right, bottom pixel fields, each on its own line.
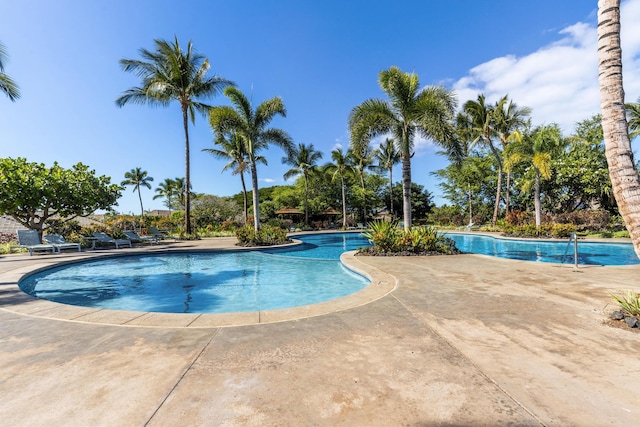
left=452, top=0, right=640, bottom=135
left=260, top=178, right=276, bottom=183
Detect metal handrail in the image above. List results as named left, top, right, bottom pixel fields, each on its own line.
left=563, top=232, right=579, bottom=269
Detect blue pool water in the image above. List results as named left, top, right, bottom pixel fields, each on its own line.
left=446, top=233, right=639, bottom=266
left=19, top=233, right=371, bottom=314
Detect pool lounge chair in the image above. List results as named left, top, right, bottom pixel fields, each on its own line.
left=44, top=233, right=81, bottom=253
left=122, top=230, right=158, bottom=244
left=91, top=232, right=132, bottom=249
left=15, top=229, right=55, bottom=256
left=149, top=226, right=172, bottom=240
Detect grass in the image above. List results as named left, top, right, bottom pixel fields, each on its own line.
left=611, top=290, right=640, bottom=317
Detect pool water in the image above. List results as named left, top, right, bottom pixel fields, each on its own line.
left=19, top=233, right=371, bottom=314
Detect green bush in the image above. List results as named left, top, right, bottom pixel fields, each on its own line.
left=361, top=220, right=400, bottom=252
left=235, top=224, right=290, bottom=246
left=361, top=220, right=459, bottom=255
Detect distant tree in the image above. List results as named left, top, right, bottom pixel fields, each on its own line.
left=153, top=178, right=179, bottom=211
left=383, top=182, right=435, bottom=223
left=323, top=148, right=357, bottom=229
left=283, top=143, right=323, bottom=225
left=350, top=66, right=456, bottom=230
left=0, top=42, right=20, bottom=102
left=374, top=138, right=401, bottom=216
left=116, top=36, right=234, bottom=234
left=349, top=146, right=376, bottom=222
left=191, top=195, right=241, bottom=228
left=121, top=167, right=153, bottom=216
left=209, top=86, right=293, bottom=231
left=0, top=158, right=122, bottom=240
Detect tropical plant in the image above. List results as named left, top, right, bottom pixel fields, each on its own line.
left=361, top=220, right=458, bottom=254
left=597, top=0, right=640, bottom=258
left=116, top=36, right=234, bottom=234
left=0, top=158, right=122, bottom=240
left=350, top=66, right=456, bottom=231
left=349, top=146, right=376, bottom=222
left=374, top=138, right=401, bottom=216
left=505, top=124, right=565, bottom=227
left=0, top=42, right=19, bottom=101
left=235, top=224, right=289, bottom=246
left=153, top=178, right=179, bottom=211
left=611, top=290, right=640, bottom=317
left=626, top=96, right=640, bottom=140
left=283, top=143, right=323, bottom=225
left=361, top=220, right=400, bottom=252
left=203, top=132, right=259, bottom=224
left=209, top=86, right=293, bottom=231
left=324, top=148, right=357, bottom=229
left=121, top=167, right=153, bottom=216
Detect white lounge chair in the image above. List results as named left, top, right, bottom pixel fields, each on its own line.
left=122, top=230, right=157, bottom=244
left=92, top=232, right=132, bottom=249
left=44, top=233, right=81, bottom=253
left=15, top=229, right=55, bottom=256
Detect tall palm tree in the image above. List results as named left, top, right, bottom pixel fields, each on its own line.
left=463, top=94, right=505, bottom=226
left=0, top=42, right=20, bottom=101
left=505, top=124, right=565, bottom=227
left=349, top=146, right=375, bottom=222
left=203, top=132, right=261, bottom=224
left=153, top=178, right=178, bottom=211
left=121, top=167, right=154, bottom=216
left=350, top=66, right=456, bottom=230
left=174, top=177, right=190, bottom=209
left=598, top=0, right=640, bottom=257
left=494, top=97, right=531, bottom=214
left=283, top=143, right=323, bottom=225
left=209, top=86, right=293, bottom=231
left=374, top=138, right=401, bottom=216
left=116, top=36, right=234, bottom=234
left=324, top=148, right=356, bottom=229
left=626, top=96, right=640, bottom=140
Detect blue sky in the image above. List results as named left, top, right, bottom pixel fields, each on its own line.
left=2, top=0, right=640, bottom=215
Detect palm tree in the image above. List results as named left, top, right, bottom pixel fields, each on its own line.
left=349, top=146, right=375, bottom=223
left=153, top=178, right=178, bottom=211
left=626, top=96, right=640, bottom=140
left=598, top=0, right=640, bottom=258
left=283, top=143, right=323, bottom=226
left=121, top=167, right=154, bottom=216
left=505, top=124, right=565, bottom=227
left=350, top=66, right=456, bottom=230
left=0, top=42, right=20, bottom=101
left=209, top=86, right=293, bottom=231
left=174, top=177, right=190, bottom=209
left=494, top=97, right=531, bottom=214
left=324, top=148, right=356, bottom=229
left=463, top=94, right=505, bottom=226
left=116, top=36, right=234, bottom=234
left=203, top=132, right=260, bottom=224
left=374, top=138, right=401, bottom=216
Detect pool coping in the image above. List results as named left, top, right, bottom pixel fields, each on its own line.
left=0, top=238, right=397, bottom=328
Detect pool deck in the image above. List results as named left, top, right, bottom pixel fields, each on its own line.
left=1, top=235, right=639, bottom=426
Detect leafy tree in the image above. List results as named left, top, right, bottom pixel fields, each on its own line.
left=204, top=132, right=259, bottom=224
left=191, top=195, right=241, bottom=228
left=350, top=66, right=456, bottom=230
left=626, top=96, right=640, bottom=140
left=382, top=182, right=434, bottom=223
left=153, top=178, right=179, bottom=211
left=349, top=146, right=376, bottom=222
left=0, top=42, right=19, bottom=102
left=121, top=167, right=153, bottom=216
left=323, top=148, right=357, bottom=229
left=374, top=138, right=401, bottom=216
left=0, top=158, right=122, bottom=239
left=209, top=86, right=293, bottom=231
left=506, top=124, right=565, bottom=227
left=116, top=36, right=234, bottom=234
left=598, top=0, right=640, bottom=257
left=283, top=143, right=323, bottom=225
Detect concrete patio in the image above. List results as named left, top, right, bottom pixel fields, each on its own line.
left=0, top=237, right=639, bottom=426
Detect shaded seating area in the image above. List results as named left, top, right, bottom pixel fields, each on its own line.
left=14, top=229, right=55, bottom=256
left=44, top=233, right=81, bottom=253
left=91, top=232, right=132, bottom=249
left=122, top=230, right=158, bottom=244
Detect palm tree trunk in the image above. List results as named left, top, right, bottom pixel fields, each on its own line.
left=250, top=160, right=260, bottom=231
left=240, top=171, right=248, bottom=224
left=359, top=171, right=366, bottom=223
left=487, top=141, right=503, bottom=227
left=341, top=175, right=347, bottom=229
left=598, top=0, right=640, bottom=258
left=505, top=171, right=511, bottom=214
left=401, top=154, right=412, bottom=231
left=304, top=173, right=309, bottom=226
left=468, top=183, right=473, bottom=225
left=137, top=188, right=144, bottom=217
left=388, top=166, right=394, bottom=216
left=534, top=170, right=542, bottom=227
left=182, top=105, right=192, bottom=234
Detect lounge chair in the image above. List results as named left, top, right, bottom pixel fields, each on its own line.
left=122, top=230, right=157, bottom=244
left=149, top=226, right=171, bottom=240
left=44, top=233, right=81, bottom=253
left=15, top=229, right=55, bottom=256
left=91, top=232, right=132, bottom=249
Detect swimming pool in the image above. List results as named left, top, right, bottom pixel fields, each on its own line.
left=19, top=233, right=371, bottom=314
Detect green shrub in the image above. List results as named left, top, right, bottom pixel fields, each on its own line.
left=361, top=220, right=400, bottom=252
left=361, top=220, right=459, bottom=255
left=235, top=224, right=290, bottom=246
left=550, top=223, right=577, bottom=238
left=611, top=290, right=640, bottom=317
